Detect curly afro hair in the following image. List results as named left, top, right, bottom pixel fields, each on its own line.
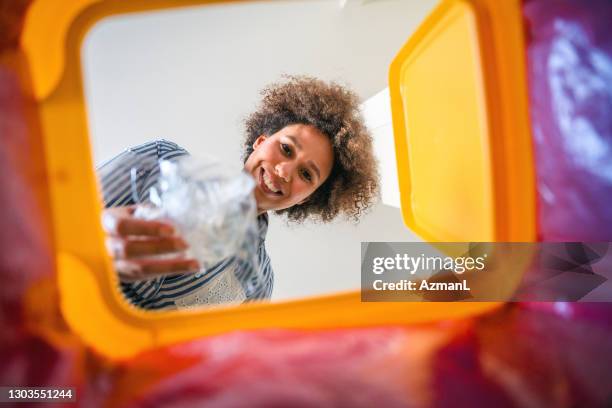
left=243, top=75, right=379, bottom=223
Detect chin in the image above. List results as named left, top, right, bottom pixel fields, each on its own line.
left=261, top=201, right=291, bottom=213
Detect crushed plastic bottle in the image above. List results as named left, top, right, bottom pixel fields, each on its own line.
left=134, top=157, right=259, bottom=272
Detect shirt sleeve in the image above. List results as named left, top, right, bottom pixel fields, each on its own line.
left=96, top=140, right=190, bottom=306
left=96, top=139, right=190, bottom=208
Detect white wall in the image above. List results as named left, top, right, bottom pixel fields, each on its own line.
left=83, top=0, right=435, bottom=301
left=362, top=87, right=400, bottom=208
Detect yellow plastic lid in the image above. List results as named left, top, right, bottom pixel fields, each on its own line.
left=389, top=0, right=536, bottom=242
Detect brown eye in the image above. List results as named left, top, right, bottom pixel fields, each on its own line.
left=301, top=169, right=312, bottom=182
left=281, top=143, right=292, bottom=157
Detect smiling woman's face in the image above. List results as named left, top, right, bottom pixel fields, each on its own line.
left=244, top=124, right=334, bottom=213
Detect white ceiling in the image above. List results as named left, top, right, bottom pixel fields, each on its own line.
left=82, top=0, right=436, bottom=301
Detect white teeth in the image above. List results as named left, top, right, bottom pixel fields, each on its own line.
left=263, top=171, right=280, bottom=193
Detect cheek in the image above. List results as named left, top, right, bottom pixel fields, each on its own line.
left=261, top=142, right=282, bottom=160
left=290, top=181, right=316, bottom=202
left=251, top=143, right=273, bottom=162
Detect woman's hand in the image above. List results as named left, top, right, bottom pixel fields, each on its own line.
left=102, top=206, right=200, bottom=282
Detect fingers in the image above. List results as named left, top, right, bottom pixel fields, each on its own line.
left=106, top=236, right=188, bottom=259
left=102, top=206, right=175, bottom=237
left=113, top=217, right=175, bottom=237
left=102, top=205, right=200, bottom=281
left=115, top=258, right=200, bottom=282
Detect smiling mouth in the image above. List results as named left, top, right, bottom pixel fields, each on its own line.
left=259, top=167, right=283, bottom=196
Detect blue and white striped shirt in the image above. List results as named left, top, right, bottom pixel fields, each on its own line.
left=97, top=140, right=273, bottom=310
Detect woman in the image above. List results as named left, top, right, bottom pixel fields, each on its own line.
left=100, top=76, right=379, bottom=309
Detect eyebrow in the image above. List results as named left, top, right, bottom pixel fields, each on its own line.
left=287, top=135, right=321, bottom=181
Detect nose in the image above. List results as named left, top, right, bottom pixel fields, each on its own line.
left=275, top=162, right=295, bottom=183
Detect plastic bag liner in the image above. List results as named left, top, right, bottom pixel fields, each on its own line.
left=134, top=156, right=260, bottom=277
left=524, top=0, right=612, bottom=241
